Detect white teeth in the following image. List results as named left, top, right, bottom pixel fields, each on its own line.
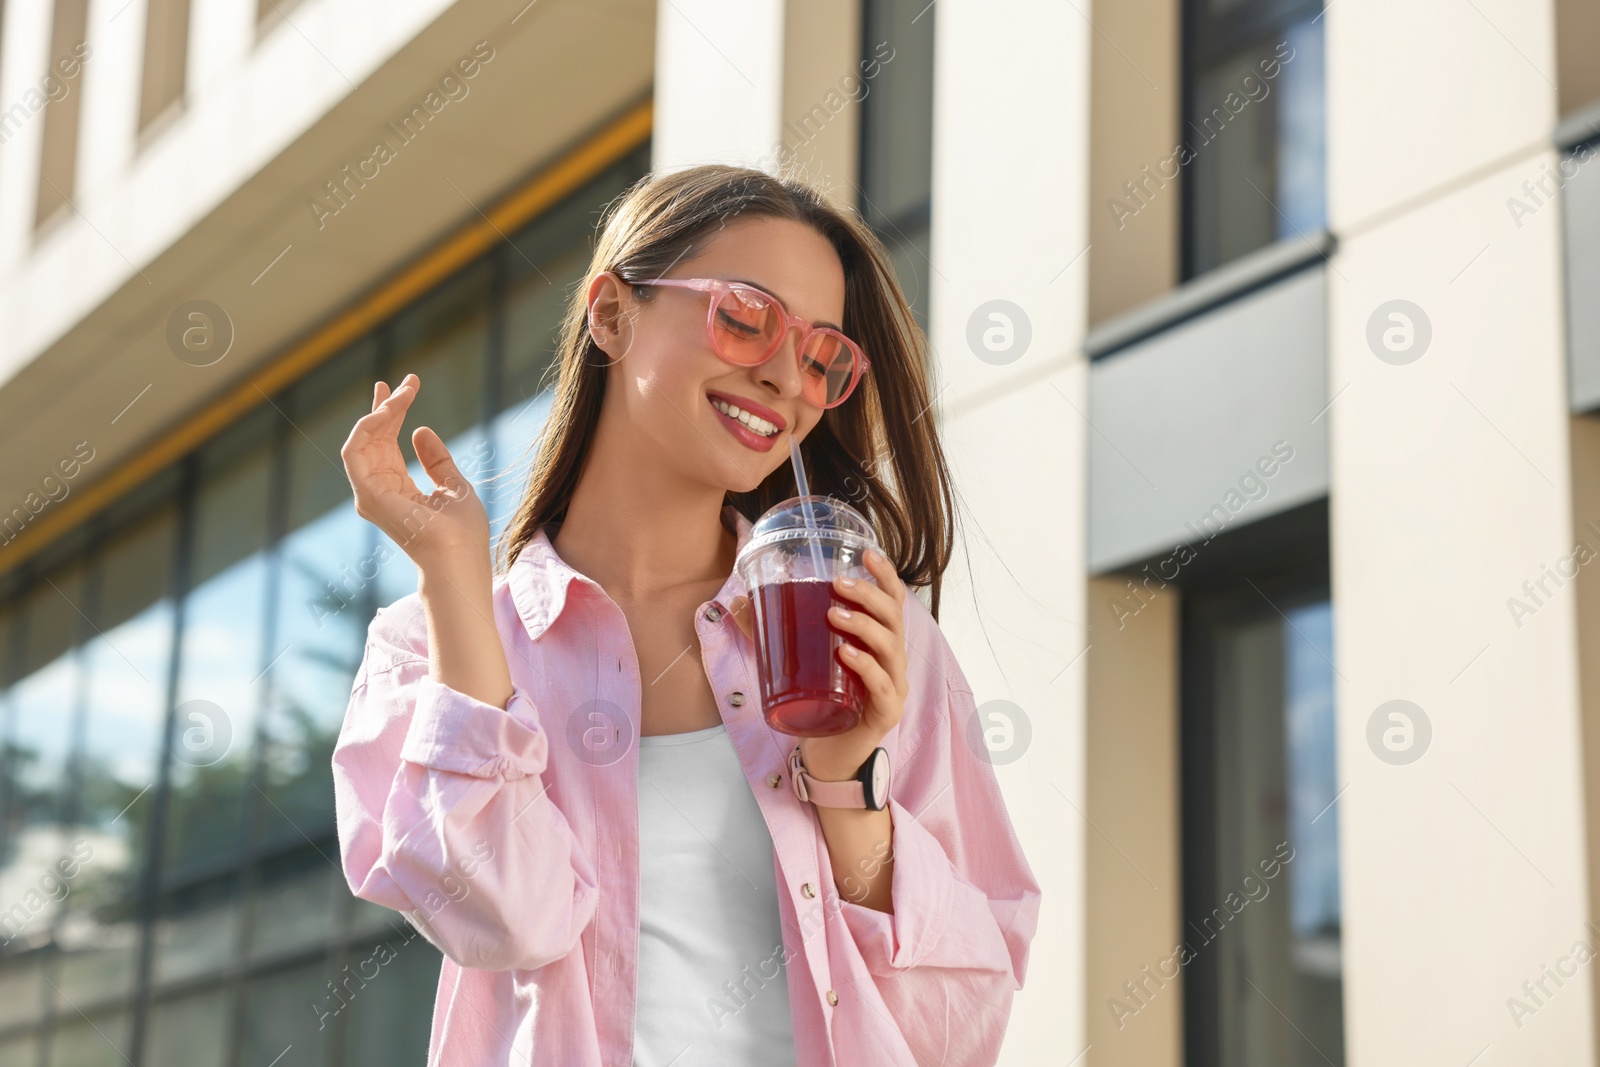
left=711, top=397, right=778, bottom=436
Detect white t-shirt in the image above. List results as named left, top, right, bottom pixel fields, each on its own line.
left=633, top=722, right=796, bottom=1067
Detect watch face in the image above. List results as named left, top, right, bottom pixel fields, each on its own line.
left=869, top=750, right=889, bottom=808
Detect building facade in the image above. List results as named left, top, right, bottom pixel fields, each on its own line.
left=0, top=0, right=1595, bottom=1065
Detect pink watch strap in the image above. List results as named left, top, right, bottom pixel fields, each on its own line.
left=789, top=744, right=867, bottom=808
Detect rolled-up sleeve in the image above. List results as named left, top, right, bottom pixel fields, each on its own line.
left=332, top=605, right=597, bottom=973
left=839, top=677, right=1040, bottom=982
left=834, top=609, right=1042, bottom=1065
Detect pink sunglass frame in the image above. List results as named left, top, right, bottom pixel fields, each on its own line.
left=629, top=275, right=870, bottom=409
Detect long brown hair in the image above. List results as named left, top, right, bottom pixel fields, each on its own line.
left=494, top=164, right=958, bottom=618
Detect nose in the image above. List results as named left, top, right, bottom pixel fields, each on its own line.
left=755, top=327, right=809, bottom=403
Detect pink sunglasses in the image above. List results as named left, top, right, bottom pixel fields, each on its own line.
left=625, top=275, right=870, bottom=409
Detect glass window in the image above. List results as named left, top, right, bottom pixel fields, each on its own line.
left=57, top=499, right=177, bottom=1007
left=858, top=0, right=936, bottom=326
left=247, top=844, right=344, bottom=966
left=45, top=1007, right=131, bottom=1067
left=345, top=933, right=442, bottom=1067
left=256, top=342, right=379, bottom=851
left=1182, top=579, right=1343, bottom=1067
left=0, top=1034, right=39, bottom=1067
left=144, top=988, right=230, bottom=1067
left=1, top=564, right=84, bottom=952
left=0, top=122, right=650, bottom=1066
left=239, top=959, right=334, bottom=1067
left=154, top=418, right=275, bottom=991
left=1182, top=0, right=1325, bottom=277
left=0, top=954, right=45, bottom=1031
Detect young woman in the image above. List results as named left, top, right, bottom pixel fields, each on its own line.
left=333, top=165, right=1040, bottom=1066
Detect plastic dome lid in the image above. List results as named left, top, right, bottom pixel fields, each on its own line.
left=736, top=495, right=880, bottom=560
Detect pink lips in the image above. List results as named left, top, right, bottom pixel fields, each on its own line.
left=707, top=393, right=782, bottom=452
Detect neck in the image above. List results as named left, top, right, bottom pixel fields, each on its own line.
left=551, top=424, right=736, bottom=608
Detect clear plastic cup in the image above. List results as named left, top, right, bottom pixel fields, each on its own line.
left=734, top=495, right=881, bottom=737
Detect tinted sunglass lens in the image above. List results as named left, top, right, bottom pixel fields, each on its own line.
left=801, top=334, right=857, bottom=406
left=713, top=289, right=781, bottom=363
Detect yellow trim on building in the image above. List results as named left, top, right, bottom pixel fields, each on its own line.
left=0, top=99, right=652, bottom=577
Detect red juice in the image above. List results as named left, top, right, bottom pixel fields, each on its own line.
left=751, top=577, right=865, bottom=736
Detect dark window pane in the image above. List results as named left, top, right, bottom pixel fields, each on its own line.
left=247, top=845, right=343, bottom=966
left=858, top=0, right=934, bottom=328
left=164, top=424, right=273, bottom=882
left=391, top=263, right=490, bottom=451
left=60, top=509, right=177, bottom=1004
left=1182, top=1, right=1325, bottom=277
left=859, top=1, right=934, bottom=229
left=239, top=959, right=334, bottom=1067
left=190, top=408, right=274, bottom=589
left=0, top=1033, right=39, bottom=1067
left=1183, top=586, right=1342, bottom=1067
left=144, top=987, right=229, bottom=1067
left=1, top=566, right=84, bottom=951
left=255, top=344, right=379, bottom=849
left=284, top=339, right=378, bottom=534
left=45, top=1008, right=130, bottom=1067
left=0, top=955, right=45, bottom=1030
left=150, top=873, right=238, bottom=989
left=345, top=930, right=443, bottom=1067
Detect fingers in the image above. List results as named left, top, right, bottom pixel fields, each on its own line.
left=413, top=426, right=470, bottom=497
left=831, top=551, right=904, bottom=634
left=828, top=602, right=901, bottom=676
left=835, top=641, right=899, bottom=726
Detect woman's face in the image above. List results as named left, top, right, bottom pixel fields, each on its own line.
left=588, top=215, right=847, bottom=495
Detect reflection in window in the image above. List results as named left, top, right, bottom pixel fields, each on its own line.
left=55, top=502, right=175, bottom=1009
left=46, top=1008, right=131, bottom=1067
left=0, top=133, right=651, bottom=1062
left=1, top=566, right=83, bottom=952
left=247, top=845, right=342, bottom=966
left=1182, top=0, right=1325, bottom=277
left=144, top=988, right=229, bottom=1067
left=346, top=932, right=443, bottom=1067
left=239, top=959, right=333, bottom=1067
left=1183, top=585, right=1342, bottom=1067
left=256, top=346, right=376, bottom=849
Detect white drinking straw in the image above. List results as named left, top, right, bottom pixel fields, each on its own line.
left=788, top=435, right=828, bottom=580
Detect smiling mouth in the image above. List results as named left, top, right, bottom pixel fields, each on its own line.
left=707, top=394, right=782, bottom=438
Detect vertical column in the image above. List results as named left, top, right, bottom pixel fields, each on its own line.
left=1326, top=0, right=1594, bottom=1062
left=926, top=0, right=1089, bottom=1060
left=651, top=0, right=785, bottom=172
left=1085, top=576, right=1183, bottom=1067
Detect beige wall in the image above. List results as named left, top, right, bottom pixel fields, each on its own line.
left=1572, top=413, right=1600, bottom=1057
left=1087, top=0, right=1180, bottom=326
left=1084, top=575, right=1182, bottom=1067
left=780, top=0, right=861, bottom=207
left=1556, top=0, right=1600, bottom=117
left=928, top=0, right=1091, bottom=1060
left=1327, top=2, right=1594, bottom=1059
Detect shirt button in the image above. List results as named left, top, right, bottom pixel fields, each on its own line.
left=767, top=772, right=782, bottom=788
left=705, top=605, right=723, bottom=622
left=729, top=691, right=745, bottom=707
left=826, top=989, right=839, bottom=1006
left=801, top=882, right=815, bottom=898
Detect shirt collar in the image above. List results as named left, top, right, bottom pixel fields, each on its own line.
left=507, top=503, right=756, bottom=643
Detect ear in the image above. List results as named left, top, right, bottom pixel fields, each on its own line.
left=586, top=271, right=633, bottom=359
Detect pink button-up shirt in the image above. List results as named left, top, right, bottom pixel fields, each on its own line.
left=333, top=504, right=1041, bottom=1066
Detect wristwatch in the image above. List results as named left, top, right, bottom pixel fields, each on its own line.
left=790, top=744, right=891, bottom=811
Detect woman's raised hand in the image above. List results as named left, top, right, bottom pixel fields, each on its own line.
left=341, top=373, right=490, bottom=576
